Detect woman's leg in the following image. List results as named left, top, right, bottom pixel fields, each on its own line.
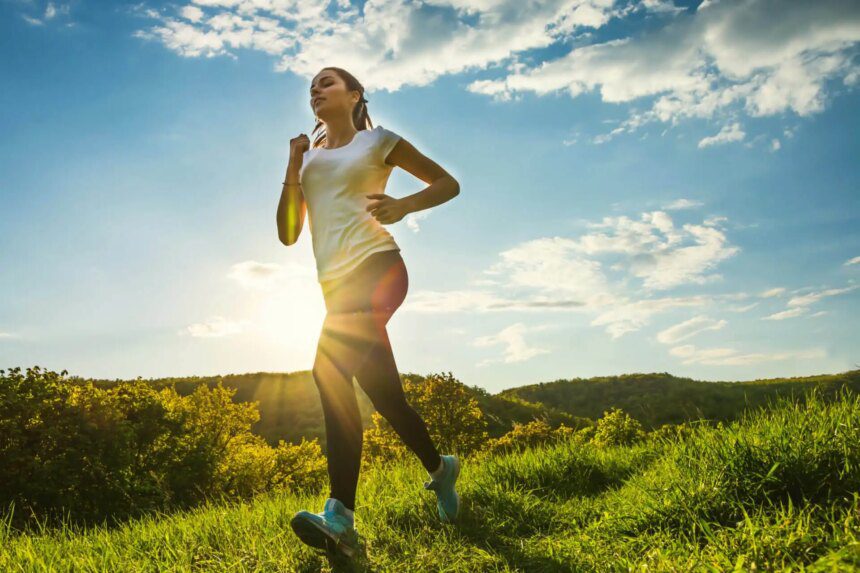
left=353, top=321, right=442, bottom=474
left=313, top=249, right=436, bottom=510
left=312, top=310, right=386, bottom=512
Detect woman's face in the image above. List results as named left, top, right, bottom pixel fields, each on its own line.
left=310, top=70, right=358, bottom=120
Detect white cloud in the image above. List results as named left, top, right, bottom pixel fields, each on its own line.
left=844, top=255, right=860, bottom=266
left=180, top=5, right=205, bottom=22
left=473, top=322, right=552, bottom=366
left=404, top=289, right=588, bottom=313
left=20, top=1, right=70, bottom=26
left=785, top=285, right=859, bottom=308
left=763, top=307, right=808, bottom=320
left=227, top=260, right=314, bottom=289
left=759, top=287, right=786, bottom=298
left=471, top=0, right=860, bottom=143
left=183, top=315, right=249, bottom=337
left=669, top=343, right=826, bottom=366
left=770, top=138, right=781, bottom=151
left=662, top=198, right=704, bottom=210
left=0, top=332, right=19, bottom=340
left=405, top=210, right=431, bottom=233
left=132, top=1, right=860, bottom=147
left=590, top=294, right=710, bottom=339
left=762, top=285, right=858, bottom=320
left=698, top=122, right=745, bottom=148
left=406, top=208, right=738, bottom=338
left=591, top=212, right=739, bottom=290
left=728, top=302, right=758, bottom=313
left=656, top=315, right=727, bottom=344
left=133, top=0, right=623, bottom=90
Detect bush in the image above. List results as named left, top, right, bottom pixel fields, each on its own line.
left=0, top=366, right=326, bottom=529
left=485, top=419, right=574, bottom=455
left=592, top=407, right=645, bottom=447
left=362, top=371, right=490, bottom=466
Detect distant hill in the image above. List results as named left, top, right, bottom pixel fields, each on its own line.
left=498, top=369, right=860, bottom=429
left=87, top=371, right=586, bottom=448
left=86, top=369, right=860, bottom=446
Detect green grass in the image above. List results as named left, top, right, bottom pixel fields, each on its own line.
left=3, top=390, right=859, bottom=572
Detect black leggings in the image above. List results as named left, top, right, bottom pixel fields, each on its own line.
left=312, top=249, right=441, bottom=511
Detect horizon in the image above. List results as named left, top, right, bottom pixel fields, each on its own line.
left=1, top=0, right=858, bottom=393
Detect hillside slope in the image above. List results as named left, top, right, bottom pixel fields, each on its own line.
left=4, top=390, right=858, bottom=571
left=499, top=369, right=860, bottom=429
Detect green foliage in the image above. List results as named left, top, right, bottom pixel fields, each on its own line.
left=592, top=406, right=646, bottom=447
left=362, top=372, right=490, bottom=467
left=4, top=386, right=858, bottom=571
left=484, top=419, right=576, bottom=456
left=500, top=369, right=860, bottom=429
left=0, top=366, right=326, bottom=530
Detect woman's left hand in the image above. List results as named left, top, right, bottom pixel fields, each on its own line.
left=366, top=193, right=409, bottom=225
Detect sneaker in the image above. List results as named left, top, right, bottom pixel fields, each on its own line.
left=290, top=498, right=359, bottom=558
left=423, top=454, right=461, bottom=523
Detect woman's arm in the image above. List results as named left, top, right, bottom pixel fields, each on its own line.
left=276, top=159, right=307, bottom=246
left=366, top=138, right=460, bottom=224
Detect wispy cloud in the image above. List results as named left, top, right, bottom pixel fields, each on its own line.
left=669, top=344, right=826, bottom=366
left=698, top=122, right=745, bottom=148
left=227, top=260, right=314, bottom=290
left=20, top=1, right=70, bottom=26
left=844, top=255, right=860, bottom=266
left=763, top=285, right=859, bottom=320
left=760, top=287, right=786, bottom=298
left=473, top=322, right=552, bottom=366
left=182, top=316, right=249, bottom=338
left=406, top=208, right=739, bottom=339
left=727, top=301, right=758, bottom=313
left=662, top=198, right=704, bottom=211
left=657, top=315, right=727, bottom=344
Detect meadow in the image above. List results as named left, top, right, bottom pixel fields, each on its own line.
left=2, top=386, right=858, bottom=572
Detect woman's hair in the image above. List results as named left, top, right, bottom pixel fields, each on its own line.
left=311, top=66, right=374, bottom=149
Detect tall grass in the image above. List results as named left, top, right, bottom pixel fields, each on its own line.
left=2, top=389, right=858, bottom=572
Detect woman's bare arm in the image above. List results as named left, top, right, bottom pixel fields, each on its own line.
left=386, top=138, right=460, bottom=214
left=276, top=159, right=307, bottom=246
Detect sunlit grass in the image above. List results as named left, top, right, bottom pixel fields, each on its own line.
left=3, top=390, right=859, bottom=572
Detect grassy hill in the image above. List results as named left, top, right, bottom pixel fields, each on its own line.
left=3, top=388, right=858, bottom=571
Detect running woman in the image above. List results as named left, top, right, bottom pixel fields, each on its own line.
left=276, top=66, right=462, bottom=560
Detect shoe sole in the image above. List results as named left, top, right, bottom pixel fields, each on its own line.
left=440, top=455, right=461, bottom=522
left=290, top=513, right=357, bottom=558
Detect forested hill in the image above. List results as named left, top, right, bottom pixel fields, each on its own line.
left=85, top=369, right=860, bottom=446
left=498, top=369, right=860, bottom=430
left=86, top=371, right=589, bottom=447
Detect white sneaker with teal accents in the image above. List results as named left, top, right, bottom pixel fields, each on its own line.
left=290, top=497, right=359, bottom=558
left=423, top=454, right=461, bottom=523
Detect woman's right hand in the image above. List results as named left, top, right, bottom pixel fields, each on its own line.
left=290, top=133, right=310, bottom=163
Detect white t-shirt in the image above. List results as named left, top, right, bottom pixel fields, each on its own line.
left=299, top=125, right=403, bottom=284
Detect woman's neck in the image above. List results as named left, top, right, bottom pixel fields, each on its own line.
left=324, top=119, right=358, bottom=149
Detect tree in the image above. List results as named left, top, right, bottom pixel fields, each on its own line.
left=362, top=372, right=489, bottom=463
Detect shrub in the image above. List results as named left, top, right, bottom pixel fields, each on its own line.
left=0, top=366, right=326, bottom=529
left=592, top=407, right=645, bottom=447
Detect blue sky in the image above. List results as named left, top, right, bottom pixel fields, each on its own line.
left=1, top=0, right=858, bottom=392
